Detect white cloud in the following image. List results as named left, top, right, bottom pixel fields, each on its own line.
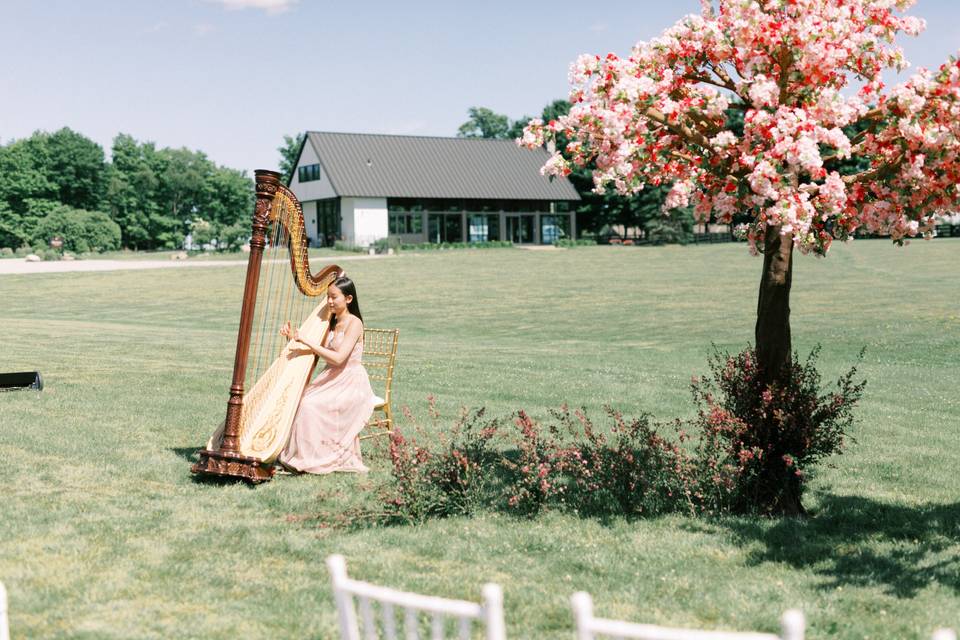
left=589, top=23, right=607, bottom=33
left=205, top=0, right=299, bottom=14
left=193, top=23, right=216, bottom=36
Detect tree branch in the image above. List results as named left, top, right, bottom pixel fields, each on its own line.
left=777, top=45, right=794, bottom=107
left=644, top=108, right=715, bottom=150
left=684, top=72, right=737, bottom=93
left=669, top=150, right=699, bottom=163
left=842, top=153, right=906, bottom=185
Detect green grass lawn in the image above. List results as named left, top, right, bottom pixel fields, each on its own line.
left=1, top=240, right=958, bottom=639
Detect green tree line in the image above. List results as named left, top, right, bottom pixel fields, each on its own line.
left=0, top=127, right=253, bottom=253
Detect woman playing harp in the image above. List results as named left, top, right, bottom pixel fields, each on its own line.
left=278, top=275, right=378, bottom=474
left=192, top=170, right=344, bottom=482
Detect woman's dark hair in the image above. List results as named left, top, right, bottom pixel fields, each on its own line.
left=329, top=275, right=362, bottom=329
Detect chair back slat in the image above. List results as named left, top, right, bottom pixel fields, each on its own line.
left=458, top=617, right=471, bottom=640
left=0, top=581, right=8, bottom=640
left=327, top=555, right=505, bottom=640
left=360, top=596, right=376, bottom=640
left=329, top=557, right=362, bottom=640
left=383, top=602, right=398, bottom=640
left=481, top=584, right=506, bottom=640
left=431, top=613, right=444, bottom=640
left=405, top=607, right=418, bottom=640
left=362, top=328, right=400, bottom=440
left=571, top=592, right=801, bottom=640
left=363, top=328, right=399, bottom=392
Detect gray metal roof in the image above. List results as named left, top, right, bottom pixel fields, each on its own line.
left=305, top=131, right=580, bottom=201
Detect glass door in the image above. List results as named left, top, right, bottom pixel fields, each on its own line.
left=505, top=215, right=534, bottom=244
left=427, top=213, right=464, bottom=243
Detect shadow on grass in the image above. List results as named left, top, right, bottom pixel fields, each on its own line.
left=168, top=446, right=262, bottom=488
left=169, top=446, right=201, bottom=463
left=719, top=493, right=960, bottom=598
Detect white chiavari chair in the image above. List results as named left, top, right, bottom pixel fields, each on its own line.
left=1, top=581, right=9, bottom=640
left=326, top=554, right=506, bottom=640
left=570, top=591, right=803, bottom=640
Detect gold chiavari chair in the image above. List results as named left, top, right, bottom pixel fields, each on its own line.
left=361, top=328, right=399, bottom=441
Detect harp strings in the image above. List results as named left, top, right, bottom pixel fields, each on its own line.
left=271, top=197, right=292, bottom=371
left=289, top=197, right=313, bottom=340
left=242, top=189, right=323, bottom=396
left=247, top=208, right=280, bottom=389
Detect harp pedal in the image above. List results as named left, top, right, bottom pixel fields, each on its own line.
left=191, top=449, right=275, bottom=483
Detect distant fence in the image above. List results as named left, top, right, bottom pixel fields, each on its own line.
left=602, top=231, right=737, bottom=246
left=598, top=224, right=960, bottom=246
left=936, top=224, right=960, bottom=238
left=691, top=232, right=735, bottom=244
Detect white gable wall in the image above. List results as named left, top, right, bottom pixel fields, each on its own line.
left=341, top=197, right=387, bottom=247
left=289, top=139, right=336, bottom=201
left=301, top=200, right=318, bottom=243
left=289, top=138, right=337, bottom=245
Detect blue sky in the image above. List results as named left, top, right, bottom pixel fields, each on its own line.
left=2, top=0, right=958, bottom=174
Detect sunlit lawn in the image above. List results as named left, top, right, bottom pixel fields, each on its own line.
left=1, top=240, right=958, bottom=639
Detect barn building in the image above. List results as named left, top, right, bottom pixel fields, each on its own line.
left=288, top=132, right=580, bottom=247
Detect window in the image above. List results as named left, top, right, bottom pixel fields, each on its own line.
left=468, top=214, right=500, bottom=242
left=298, top=163, right=321, bottom=183
left=468, top=215, right=487, bottom=242
left=389, top=212, right=423, bottom=234
left=541, top=214, right=571, bottom=244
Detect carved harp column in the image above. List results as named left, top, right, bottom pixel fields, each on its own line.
left=192, top=169, right=340, bottom=482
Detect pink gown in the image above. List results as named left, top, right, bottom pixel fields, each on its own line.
left=279, top=327, right=378, bottom=474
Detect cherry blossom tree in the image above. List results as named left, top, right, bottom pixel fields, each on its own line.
left=522, top=0, right=960, bottom=384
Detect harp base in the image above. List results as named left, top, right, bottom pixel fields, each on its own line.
left=191, top=449, right=275, bottom=483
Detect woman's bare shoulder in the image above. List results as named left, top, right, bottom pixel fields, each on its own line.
left=340, top=316, right=364, bottom=333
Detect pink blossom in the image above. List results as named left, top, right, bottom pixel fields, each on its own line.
left=518, top=118, right=544, bottom=147
left=663, top=179, right=694, bottom=212
left=749, top=75, right=779, bottom=109
left=540, top=152, right=571, bottom=178
left=710, top=131, right=737, bottom=148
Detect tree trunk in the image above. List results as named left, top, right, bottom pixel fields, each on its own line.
left=755, top=224, right=794, bottom=385
left=754, top=224, right=805, bottom=517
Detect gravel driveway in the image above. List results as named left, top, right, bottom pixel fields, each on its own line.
left=0, top=254, right=387, bottom=276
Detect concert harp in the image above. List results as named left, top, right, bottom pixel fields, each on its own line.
left=192, top=170, right=340, bottom=482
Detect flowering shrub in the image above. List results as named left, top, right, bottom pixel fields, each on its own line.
left=384, top=404, right=696, bottom=520
left=688, top=346, right=866, bottom=515
left=381, top=406, right=500, bottom=523
left=501, top=410, right=566, bottom=514
left=376, top=347, right=865, bottom=523
left=503, top=407, right=692, bottom=517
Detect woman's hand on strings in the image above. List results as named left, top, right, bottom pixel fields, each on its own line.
left=279, top=321, right=301, bottom=343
